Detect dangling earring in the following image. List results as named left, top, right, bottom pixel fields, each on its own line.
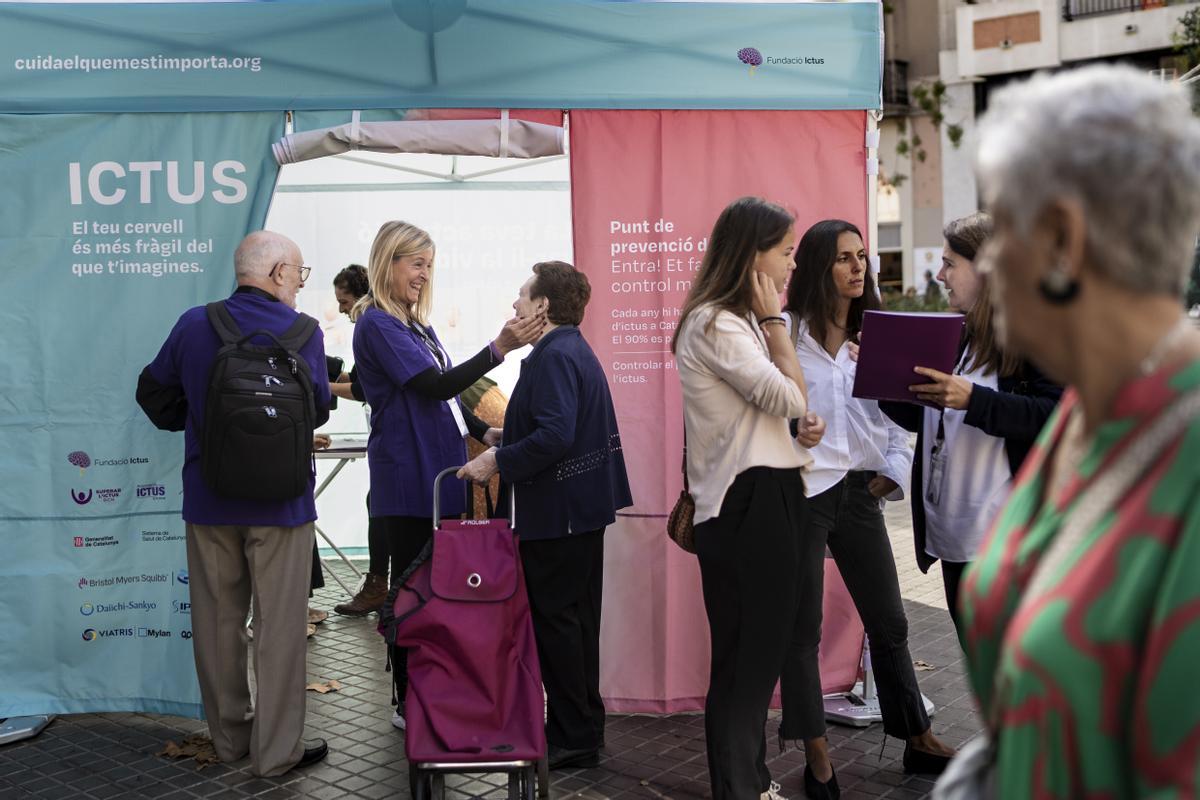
left=1038, top=262, right=1080, bottom=305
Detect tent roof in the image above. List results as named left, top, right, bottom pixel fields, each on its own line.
left=0, top=0, right=882, bottom=113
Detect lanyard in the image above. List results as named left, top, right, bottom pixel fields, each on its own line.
left=411, top=322, right=447, bottom=373
left=931, top=332, right=972, bottom=450
left=410, top=321, right=468, bottom=438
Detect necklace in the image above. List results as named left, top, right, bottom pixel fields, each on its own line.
left=1139, top=317, right=1193, bottom=376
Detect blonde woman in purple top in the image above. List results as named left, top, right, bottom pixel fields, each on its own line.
left=350, top=220, right=543, bottom=728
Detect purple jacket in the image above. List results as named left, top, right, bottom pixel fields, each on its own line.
left=142, top=286, right=331, bottom=526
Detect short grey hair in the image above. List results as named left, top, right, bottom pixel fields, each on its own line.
left=976, top=64, right=1200, bottom=297
left=234, top=231, right=294, bottom=280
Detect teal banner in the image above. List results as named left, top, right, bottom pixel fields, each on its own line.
left=0, top=111, right=282, bottom=717
left=0, top=0, right=882, bottom=113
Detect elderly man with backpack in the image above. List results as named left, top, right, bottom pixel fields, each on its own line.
left=135, top=230, right=332, bottom=777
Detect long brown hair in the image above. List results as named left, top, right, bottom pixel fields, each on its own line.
left=785, top=219, right=880, bottom=344
left=671, top=197, right=795, bottom=353
left=944, top=213, right=1020, bottom=377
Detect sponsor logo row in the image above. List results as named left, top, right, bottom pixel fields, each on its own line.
left=76, top=570, right=188, bottom=589
left=82, top=627, right=191, bottom=641
left=79, top=600, right=190, bottom=615
left=71, top=529, right=185, bottom=549
left=70, top=484, right=167, bottom=506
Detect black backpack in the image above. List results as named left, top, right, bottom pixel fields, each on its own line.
left=201, top=301, right=319, bottom=501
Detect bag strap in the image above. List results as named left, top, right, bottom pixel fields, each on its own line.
left=786, top=309, right=800, bottom=352
left=207, top=301, right=317, bottom=355
left=680, top=430, right=689, bottom=493
left=277, top=312, right=319, bottom=353
left=205, top=301, right=243, bottom=346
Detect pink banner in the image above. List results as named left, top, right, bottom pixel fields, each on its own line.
left=570, top=109, right=868, bottom=712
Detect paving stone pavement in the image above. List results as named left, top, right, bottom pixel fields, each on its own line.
left=0, top=502, right=981, bottom=799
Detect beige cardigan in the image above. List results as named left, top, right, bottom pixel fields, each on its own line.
left=676, top=304, right=811, bottom=524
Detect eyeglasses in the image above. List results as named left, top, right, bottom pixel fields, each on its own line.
left=272, top=262, right=311, bottom=282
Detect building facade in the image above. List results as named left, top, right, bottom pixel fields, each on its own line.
left=880, top=0, right=1197, bottom=291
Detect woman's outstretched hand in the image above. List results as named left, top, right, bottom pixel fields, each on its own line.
left=494, top=313, right=546, bottom=355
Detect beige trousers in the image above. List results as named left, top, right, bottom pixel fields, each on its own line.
left=185, top=522, right=313, bottom=777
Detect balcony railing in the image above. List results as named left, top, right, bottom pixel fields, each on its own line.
left=1062, top=0, right=1165, bottom=21
left=883, top=59, right=909, bottom=109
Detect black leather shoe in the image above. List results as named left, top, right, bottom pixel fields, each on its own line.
left=902, top=742, right=951, bottom=775
left=297, top=738, right=329, bottom=768
left=547, top=744, right=599, bottom=769
left=803, top=764, right=840, bottom=800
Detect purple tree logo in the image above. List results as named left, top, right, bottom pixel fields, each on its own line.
left=738, top=47, right=763, bottom=76
left=68, top=451, right=91, bottom=476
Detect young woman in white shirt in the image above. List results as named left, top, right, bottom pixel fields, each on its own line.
left=673, top=196, right=822, bottom=800
left=779, top=220, right=955, bottom=798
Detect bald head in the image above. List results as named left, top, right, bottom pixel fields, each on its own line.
left=235, top=231, right=306, bottom=307
left=235, top=231, right=299, bottom=281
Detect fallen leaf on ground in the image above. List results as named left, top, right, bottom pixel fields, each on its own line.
left=913, top=660, right=936, bottom=671
left=306, top=679, right=344, bottom=694
left=158, top=733, right=219, bottom=769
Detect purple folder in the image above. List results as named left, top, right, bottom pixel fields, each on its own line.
left=851, top=311, right=965, bottom=406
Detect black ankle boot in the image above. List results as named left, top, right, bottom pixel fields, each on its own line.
left=803, top=764, right=840, bottom=800
left=902, top=741, right=952, bottom=775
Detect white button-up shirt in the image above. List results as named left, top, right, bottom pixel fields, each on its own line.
left=787, top=315, right=912, bottom=500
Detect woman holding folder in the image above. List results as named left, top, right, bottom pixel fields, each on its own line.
left=780, top=219, right=956, bottom=796
left=881, top=213, right=1060, bottom=637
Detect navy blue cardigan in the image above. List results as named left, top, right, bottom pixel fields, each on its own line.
left=880, top=359, right=1062, bottom=573
left=494, top=326, right=633, bottom=541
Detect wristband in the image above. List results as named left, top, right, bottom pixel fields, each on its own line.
left=758, top=316, right=786, bottom=327
left=488, top=340, right=505, bottom=363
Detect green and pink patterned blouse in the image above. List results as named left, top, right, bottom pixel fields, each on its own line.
left=961, top=358, right=1200, bottom=798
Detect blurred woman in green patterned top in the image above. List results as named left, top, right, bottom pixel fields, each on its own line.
left=935, top=65, right=1200, bottom=798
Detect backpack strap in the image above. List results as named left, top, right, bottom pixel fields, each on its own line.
left=206, top=301, right=243, bottom=346
left=277, top=312, right=319, bottom=353
left=786, top=309, right=800, bottom=352
left=207, top=301, right=317, bottom=353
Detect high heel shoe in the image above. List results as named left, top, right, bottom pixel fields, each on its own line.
left=803, top=764, right=840, bottom=800
left=902, top=741, right=953, bottom=775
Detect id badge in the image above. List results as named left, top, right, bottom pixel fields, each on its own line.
left=926, top=439, right=948, bottom=506
left=448, top=399, right=469, bottom=438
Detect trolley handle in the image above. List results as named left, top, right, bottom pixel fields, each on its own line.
left=432, top=465, right=516, bottom=529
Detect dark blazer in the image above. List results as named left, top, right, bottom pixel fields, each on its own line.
left=881, top=359, right=1062, bottom=573
left=494, top=326, right=633, bottom=541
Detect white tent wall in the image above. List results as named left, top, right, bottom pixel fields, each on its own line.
left=266, top=151, right=573, bottom=554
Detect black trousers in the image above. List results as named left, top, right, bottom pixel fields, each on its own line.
left=695, top=467, right=806, bottom=800
left=365, top=492, right=390, bottom=578
left=941, top=559, right=968, bottom=643
left=779, top=472, right=930, bottom=741
left=520, top=529, right=606, bottom=751
left=379, top=515, right=434, bottom=703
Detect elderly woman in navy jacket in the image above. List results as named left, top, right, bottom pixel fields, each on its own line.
left=459, top=260, right=632, bottom=771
